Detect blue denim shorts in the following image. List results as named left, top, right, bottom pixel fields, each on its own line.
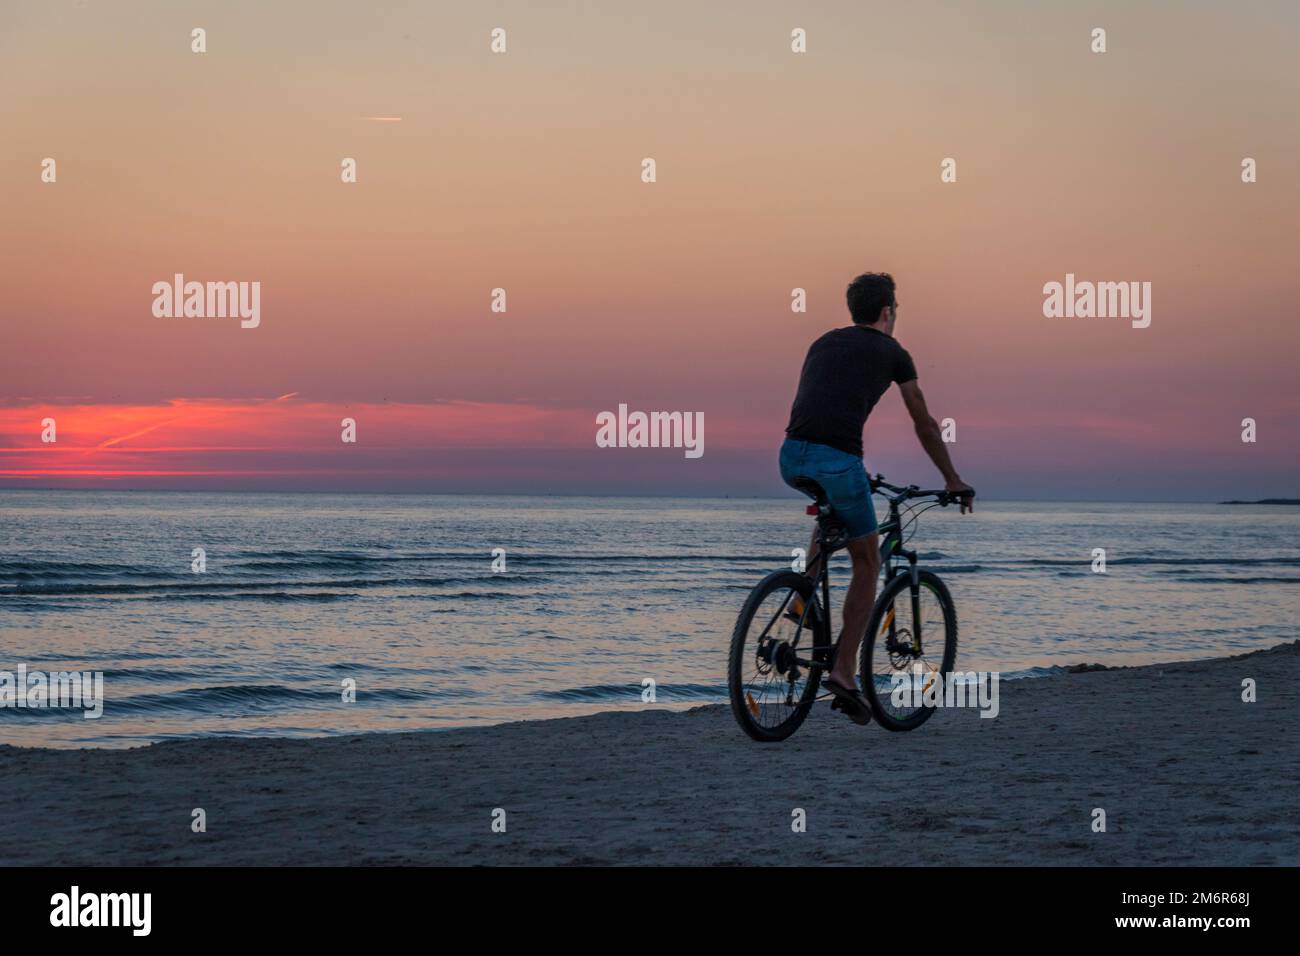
left=779, top=438, right=878, bottom=540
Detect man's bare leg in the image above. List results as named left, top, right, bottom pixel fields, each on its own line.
left=829, top=533, right=881, bottom=689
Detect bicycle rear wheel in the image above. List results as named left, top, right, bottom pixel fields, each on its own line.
left=728, top=570, right=830, bottom=741
left=859, top=569, right=958, bottom=732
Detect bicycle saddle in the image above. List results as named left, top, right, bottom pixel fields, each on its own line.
left=790, top=477, right=829, bottom=506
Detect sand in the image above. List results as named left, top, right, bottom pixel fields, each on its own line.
left=2, top=641, right=1297, bottom=866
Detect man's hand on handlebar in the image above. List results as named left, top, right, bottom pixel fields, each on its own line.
left=945, top=477, right=976, bottom=514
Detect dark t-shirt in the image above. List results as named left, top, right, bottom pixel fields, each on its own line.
left=784, top=325, right=918, bottom=458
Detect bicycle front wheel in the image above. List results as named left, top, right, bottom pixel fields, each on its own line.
left=728, top=571, right=830, bottom=742
left=859, top=569, right=958, bottom=732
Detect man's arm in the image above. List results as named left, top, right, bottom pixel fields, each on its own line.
left=898, top=380, right=974, bottom=513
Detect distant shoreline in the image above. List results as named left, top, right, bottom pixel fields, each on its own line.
left=1219, top=498, right=1300, bottom=505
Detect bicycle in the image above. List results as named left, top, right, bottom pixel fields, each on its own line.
left=728, top=475, right=973, bottom=741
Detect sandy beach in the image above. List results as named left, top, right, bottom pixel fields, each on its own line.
left=2, top=641, right=1296, bottom=866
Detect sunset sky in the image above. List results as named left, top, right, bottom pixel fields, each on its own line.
left=2, top=0, right=1296, bottom=499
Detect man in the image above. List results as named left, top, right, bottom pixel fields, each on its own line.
left=780, top=272, right=973, bottom=722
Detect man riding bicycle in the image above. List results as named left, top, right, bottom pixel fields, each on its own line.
left=780, top=272, right=974, bottom=721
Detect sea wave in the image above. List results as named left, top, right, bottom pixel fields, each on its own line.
left=44, top=683, right=453, bottom=717
left=1, top=575, right=491, bottom=597
left=537, top=681, right=728, bottom=702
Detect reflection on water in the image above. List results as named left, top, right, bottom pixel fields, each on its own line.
left=1, top=491, right=1296, bottom=747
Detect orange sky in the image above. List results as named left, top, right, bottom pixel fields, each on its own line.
left=2, top=1, right=1297, bottom=498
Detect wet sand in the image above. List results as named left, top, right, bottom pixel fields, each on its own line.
left=2, top=641, right=1297, bottom=865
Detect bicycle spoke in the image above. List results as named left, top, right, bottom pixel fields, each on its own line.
left=755, top=590, right=795, bottom=643
left=864, top=578, right=953, bottom=726
left=732, top=583, right=822, bottom=735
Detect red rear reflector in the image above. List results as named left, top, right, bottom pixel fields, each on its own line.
left=806, top=504, right=818, bottom=515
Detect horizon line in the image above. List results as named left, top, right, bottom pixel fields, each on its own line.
left=0, top=487, right=1288, bottom=506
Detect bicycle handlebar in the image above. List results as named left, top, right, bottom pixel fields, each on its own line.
left=870, top=474, right=975, bottom=507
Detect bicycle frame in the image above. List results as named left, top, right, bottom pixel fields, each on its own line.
left=731, top=474, right=970, bottom=739
left=795, top=481, right=934, bottom=671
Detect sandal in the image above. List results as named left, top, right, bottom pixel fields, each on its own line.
left=824, top=676, right=872, bottom=725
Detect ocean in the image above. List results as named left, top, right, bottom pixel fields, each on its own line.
left=2, top=490, right=1296, bottom=747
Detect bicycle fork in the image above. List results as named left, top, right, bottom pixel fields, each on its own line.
left=887, top=548, right=924, bottom=656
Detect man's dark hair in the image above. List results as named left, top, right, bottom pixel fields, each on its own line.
left=845, top=273, right=896, bottom=325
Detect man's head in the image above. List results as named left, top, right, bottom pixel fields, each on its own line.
left=846, top=272, right=897, bottom=334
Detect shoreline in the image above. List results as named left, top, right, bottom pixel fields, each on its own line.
left=0, top=645, right=1283, bottom=752
left=2, top=640, right=1297, bottom=865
